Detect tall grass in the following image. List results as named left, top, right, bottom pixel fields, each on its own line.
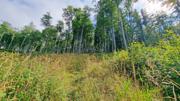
left=0, top=52, right=161, bottom=101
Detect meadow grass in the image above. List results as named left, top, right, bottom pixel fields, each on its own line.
left=0, top=52, right=162, bottom=101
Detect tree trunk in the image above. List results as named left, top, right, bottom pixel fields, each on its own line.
left=111, top=13, right=116, bottom=52
left=20, top=36, right=27, bottom=52
left=78, top=24, right=85, bottom=53
left=0, top=33, right=5, bottom=48
left=132, top=62, right=137, bottom=83
left=140, top=23, right=146, bottom=43
left=8, top=35, right=14, bottom=50
left=71, top=35, right=75, bottom=53
left=64, top=35, right=68, bottom=53
left=176, top=0, right=180, bottom=17
left=119, top=10, right=128, bottom=50
left=111, top=26, right=116, bottom=52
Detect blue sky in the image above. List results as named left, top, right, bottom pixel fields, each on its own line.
left=0, top=0, right=171, bottom=30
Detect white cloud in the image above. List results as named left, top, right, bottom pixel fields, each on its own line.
left=0, top=0, right=94, bottom=30
left=133, top=0, right=173, bottom=14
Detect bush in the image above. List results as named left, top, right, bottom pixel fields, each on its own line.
left=113, top=31, right=180, bottom=100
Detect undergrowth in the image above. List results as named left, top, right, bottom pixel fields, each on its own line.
left=0, top=52, right=161, bottom=101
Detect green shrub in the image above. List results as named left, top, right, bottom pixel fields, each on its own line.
left=112, top=31, right=180, bottom=100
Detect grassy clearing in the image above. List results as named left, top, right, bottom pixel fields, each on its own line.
left=0, top=52, right=161, bottom=101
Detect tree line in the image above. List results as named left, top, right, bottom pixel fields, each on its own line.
left=0, top=0, right=179, bottom=53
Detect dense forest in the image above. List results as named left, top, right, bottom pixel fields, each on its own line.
left=0, top=0, right=179, bottom=53
left=0, top=0, right=179, bottom=100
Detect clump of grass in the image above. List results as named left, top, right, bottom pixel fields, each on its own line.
left=0, top=52, right=162, bottom=101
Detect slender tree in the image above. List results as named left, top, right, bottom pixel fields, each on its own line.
left=63, top=6, right=74, bottom=52
left=41, top=12, right=52, bottom=28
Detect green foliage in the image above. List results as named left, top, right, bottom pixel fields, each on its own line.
left=72, top=8, right=94, bottom=53
left=95, top=0, right=119, bottom=52
left=112, top=31, right=180, bottom=100
left=41, top=12, right=52, bottom=28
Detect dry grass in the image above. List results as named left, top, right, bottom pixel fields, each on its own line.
left=0, top=52, right=162, bottom=101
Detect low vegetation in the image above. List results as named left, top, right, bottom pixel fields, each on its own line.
left=0, top=52, right=162, bottom=101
